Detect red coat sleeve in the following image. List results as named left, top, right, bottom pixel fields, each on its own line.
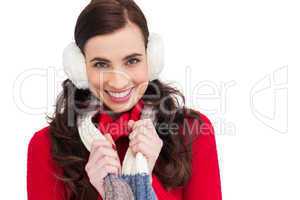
left=183, top=113, right=222, bottom=200
left=27, top=127, right=67, bottom=200
left=27, top=127, right=103, bottom=200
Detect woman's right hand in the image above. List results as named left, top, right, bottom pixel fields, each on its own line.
left=85, top=134, right=121, bottom=198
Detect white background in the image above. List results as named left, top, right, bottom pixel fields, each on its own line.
left=0, top=0, right=299, bottom=199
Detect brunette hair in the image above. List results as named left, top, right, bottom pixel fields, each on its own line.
left=48, top=0, right=203, bottom=199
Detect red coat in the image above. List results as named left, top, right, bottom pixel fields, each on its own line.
left=27, top=99, right=222, bottom=200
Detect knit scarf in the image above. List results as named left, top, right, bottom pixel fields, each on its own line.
left=97, top=98, right=145, bottom=142
left=77, top=98, right=157, bottom=200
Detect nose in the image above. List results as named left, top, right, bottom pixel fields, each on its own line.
left=106, top=69, right=131, bottom=91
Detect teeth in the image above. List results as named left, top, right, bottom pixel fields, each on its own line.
left=108, top=88, right=132, bottom=98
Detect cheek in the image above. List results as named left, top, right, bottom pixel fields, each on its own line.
left=86, top=67, right=104, bottom=89
left=130, top=66, right=149, bottom=95
left=130, top=64, right=149, bottom=83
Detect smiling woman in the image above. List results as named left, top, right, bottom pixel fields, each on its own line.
left=26, top=0, right=222, bottom=200
left=84, top=21, right=149, bottom=113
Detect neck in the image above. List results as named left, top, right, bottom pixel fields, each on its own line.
left=101, top=104, right=123, bottom=120
left=109, top=112, right=122, bottom=120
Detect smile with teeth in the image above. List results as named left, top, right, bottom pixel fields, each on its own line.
left=106, top=87, right=134, bottom=102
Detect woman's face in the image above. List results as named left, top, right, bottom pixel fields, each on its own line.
left=83, top=22, right=149, bottom=113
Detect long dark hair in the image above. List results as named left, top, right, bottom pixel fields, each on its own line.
left=48, top=0, right=203, bottom=199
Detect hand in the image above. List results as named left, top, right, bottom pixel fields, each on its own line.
left=85, top=134, right=121, bottom=198
left=128, top=119, right=163, bottom=176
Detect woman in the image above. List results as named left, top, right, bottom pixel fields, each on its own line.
left=27, top=0, right=222, bottom=199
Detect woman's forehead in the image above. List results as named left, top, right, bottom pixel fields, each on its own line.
left=84, top=23, right=145, bottom=59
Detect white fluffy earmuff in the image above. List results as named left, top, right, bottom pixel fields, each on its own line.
left=62, top=33, right=164, bottom=89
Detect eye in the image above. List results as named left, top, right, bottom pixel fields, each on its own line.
left=127, top=58, right=140, bottom=65
left=94, top=62, right=109, bottom=68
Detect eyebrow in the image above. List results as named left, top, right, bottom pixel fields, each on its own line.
left=89, top=53, right=143, bottom=63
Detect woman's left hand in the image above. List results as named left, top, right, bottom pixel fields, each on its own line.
left=128, top=119, right=163, bottom=176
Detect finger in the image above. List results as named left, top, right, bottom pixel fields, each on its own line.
left=104, top=134, right=116, bottom=150
left=90, top=134, right=117, bottom=156
left=130, top=141, right=152, bottom=158
left=86, top=152, right=121, bottom=175
left=128, top=120, right=135, bottom=131
left=86, top=147, right=121, bottom=170
left=131, top=119, right=147, bottom=130
left=129, top=126, right=153, bottom=141
left=104, top=164, right=120, bottom=176
left=136, top=125, right=155, bottom=139
left=129, top=132, right=151, bottom=147
left=132, top=119, right=155, bottom=134
left=99, top=155, right=121, bottom=176
left=129, top=128, right=146, bottom=141
left=89, top=140, right=111, bottom=164
left=96, top=155, right=121, bottom=169
left=90, top=138, right=113, bottom=155
left=89, top=163, right=120, bottom=179
left=128, top=128, right=138, bottom=140
left=88, top=145, right=119, bottom=167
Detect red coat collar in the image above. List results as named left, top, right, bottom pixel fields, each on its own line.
left=98, top=98, right=145, bottom=141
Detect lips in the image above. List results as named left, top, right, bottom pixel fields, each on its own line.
left=107, top=88, right=132, bottom=97
left=105, top=87, right=134, bottom=103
